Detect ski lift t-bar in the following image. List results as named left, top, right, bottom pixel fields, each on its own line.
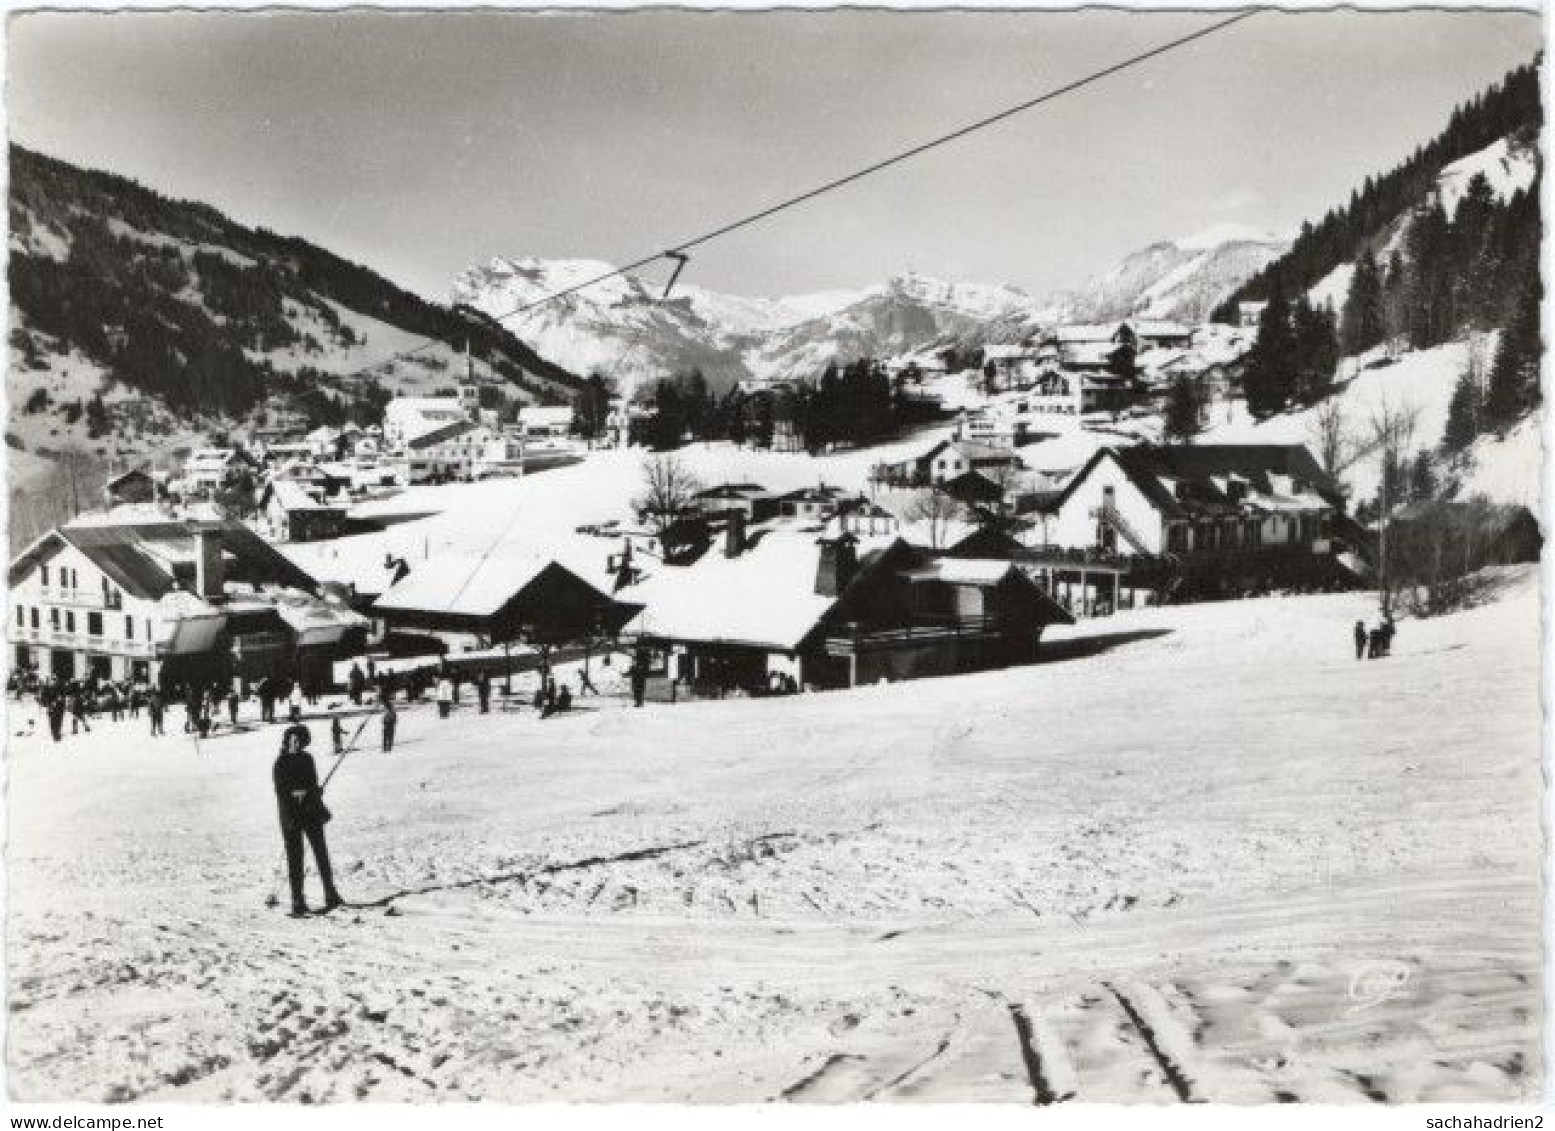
left=662, top=250, right=690, bottom=299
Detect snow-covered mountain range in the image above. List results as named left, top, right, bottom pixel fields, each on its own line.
left=1047, top=223, right=1291, bottom=325
left=453, top=224, right=1284, bottom=394
left=451, top=260, right=1038, bottom=394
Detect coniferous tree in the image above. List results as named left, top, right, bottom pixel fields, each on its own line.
left=1441, top=365, right=1484, bottom=453
left=1162, top=377, right=1206, bottom=444
left=1242, top=284, right=1297, bottom=417
left=1340, top=251, right=1386, bottom=355
left=1484, top=275, right=1542, bottom=431
left=1292, top=297, right=1340, bottom=404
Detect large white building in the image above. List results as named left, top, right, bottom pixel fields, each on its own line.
left=383, top=396, right=472, bottom=448
left=8, top=517, right=364, bottom=689
left=1045, top=444, right=1343, bottom=557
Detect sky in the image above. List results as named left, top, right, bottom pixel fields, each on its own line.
left=7, top=8, right=1542, bottom=305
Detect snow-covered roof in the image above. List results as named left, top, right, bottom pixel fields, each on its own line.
left=519, top=405, right=575, bottom=428
left=898, top=558, right=1022, bottom=586
left=374, top=551, right=559, bottom=618
left=622, top=531, right=892, bottom=651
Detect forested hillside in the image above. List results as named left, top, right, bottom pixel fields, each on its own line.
left=8, top=146, right=583, bottom=431
left=1219, top=61, right=1541, bottom=453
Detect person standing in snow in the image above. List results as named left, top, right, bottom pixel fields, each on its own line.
left=477, top=672, right=491, bottom=714
left=227, top=681, right=241, bottom=727
left=629, top=656, right=647, bottom=708
left=288, top=682, right=304, bottom=723
left=436, top=675, right=454, bottom=719
left=331, top=714, right=345, bottom=755
left=1353, top=619, right=1367, bottom=660
left=272, top=725, right=343, bottom=918
left=148, top=688, right=165, bottom=737
left=381, top=697, right=397, bottom=752
left=45, top=687, right=65, bottom=744
left=68, top=684, right=91, bottom=735
left=348, top=662, right=365, bottom=706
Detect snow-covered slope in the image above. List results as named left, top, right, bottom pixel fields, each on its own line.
left=1435, top=133, right=1539, bottom=219
left=452, top=258, right=1037, bottom=395
left=1309, top=132, right=1539, bottom=317
left=7, top=561, right=1540, bottom=1100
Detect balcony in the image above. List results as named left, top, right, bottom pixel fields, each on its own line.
left=9, top=626, right=156, bottom=656
left=824, top=614, right=1002, bottom=654
left=38, top=586, right=122, bottom=610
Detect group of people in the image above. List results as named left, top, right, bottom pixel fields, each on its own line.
left=1353, top=616, right=1398, bottom=660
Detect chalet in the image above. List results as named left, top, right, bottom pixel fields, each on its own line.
left=373, top=552, right=624, bottom=654
left=1046, top=444, right=1345, bottom=558
left=518, top=404, right=576, bottom=441
left=907, top=439, right=1023, bottom=486
left=259, top=480, right=349, bottom=544
left=980, top=344, right=1042, bottom=391
left=1390, top=501, right=1543, bottom=569
left=620, top=529, right=1072, bottom=693
left=394, top=420, right=483, bottom=483
left=691, top=483, right=774, bottom=521
left=472, top=430, right=527, bottom=479
left=383, top=396, right=471, bottom=448
left=182, top=448, right=256, bottom=493
left=8, top=517, right=364, bottom=690
left=774, top=484, right=863, bottom=521
left=102, top=468, right=156, bottom=508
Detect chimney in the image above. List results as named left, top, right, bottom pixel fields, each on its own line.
left=195, top=528, right=225, bottom=600
left=724, top=510, right=747, bottom=557
left=815, top=534, right=859, bottom=597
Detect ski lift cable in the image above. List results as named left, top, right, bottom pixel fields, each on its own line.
left=435, top=266, right=672, bottom=617
left=336, top=9, right=1259, bottom=384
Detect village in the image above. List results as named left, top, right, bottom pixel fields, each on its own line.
left=13, top=304, right=1520, bottom=722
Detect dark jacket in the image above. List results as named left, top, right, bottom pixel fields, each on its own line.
left=273, top=747, right=331, bottom=832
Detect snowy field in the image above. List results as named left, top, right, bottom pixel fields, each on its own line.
left=5, top=567, right=1542, bottom=1102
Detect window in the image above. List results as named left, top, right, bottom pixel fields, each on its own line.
left=49, top=608, right=59, bottom=629
left=64, top=611, right=75, bottom=632
left=15, top=605, right=22, bottom=627
left=125, top=616, right=134, bottom=640
left=87, top=612, right=102, bottom=637
left=30, top=608, right=39, bottom=629
left=40, top=565, right=49, bottom=587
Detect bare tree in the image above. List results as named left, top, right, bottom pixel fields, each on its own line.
left=633, top=454, right=702, bottom=539
left=1308, top=398, right=1358, bottom=484
left=902, top=488, right=964, bottom=550
left=1366, top=395, right=1423, bottom=616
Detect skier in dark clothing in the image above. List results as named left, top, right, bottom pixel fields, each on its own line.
left=629, top=657, right=647, bottom=708
left=272, top=725, right=342, bottom=918
left=148, top=689, right=165, bottom=736
left=68, top=687, right=91, bottom=735
left=1353, top=620, right=1367, bottom=660
left=331, top=715, right=345, bottom=755
left=227, top=684, right=240, bottom=727
left=348, top=663, right=365, bottom=706
left=46, top=694, right=65, bottom=743
left=1380, top=618, right=1396, bottom=657
left=1367, top=627, right=1383, bottom=659
left=381, top=698, right=397, bottom=752
left=477, top=673, right=491, bottom=714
